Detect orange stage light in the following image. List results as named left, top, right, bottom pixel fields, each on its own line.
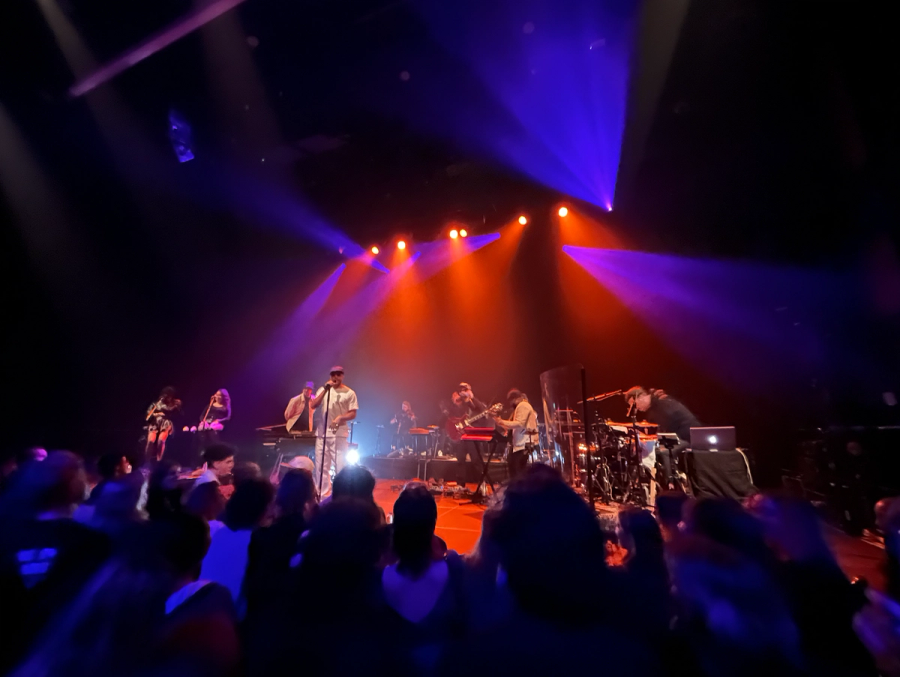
left=449, top=229, right=459, bottom=239
left=370, top=246, right=379, bottom=255
left=459, top=229, right=468, bottom=238
left=518, top=215, right=528, bottom=225
left=397, top=240, right=406, bottom=250
left=558, top=206, right=569, bottom=217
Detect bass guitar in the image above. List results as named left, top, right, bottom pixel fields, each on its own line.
left=445, top=403, right=503, bottom=442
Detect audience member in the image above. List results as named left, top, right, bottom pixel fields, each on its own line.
left=656, top=490, right=689, bottom=541
left=184, top=481, right=227, bottom=537
left=683, top=497, right=775, bottom=570
left=153, top=513, right=240, bottom=676
left=617, top=506, right=672, bottom=638
left=332, top=464, right=386, bottom=522
left=245, top=469, right=316, bottom=610
left=384, top=483, right=467, bottom=674
left=756, top=494, right=877, bottom=676
left=0, top=451, right=111, bottom=668
left=200, top=478, right=273, bottom=613
left=257, top=497, right=404, bottom=677
left=88, top=473, right=149, bottom=552
left=449, top=465, right=659, bottom=676
left=146, top=460, right=183, bottom=521
left=232, top=461, right=262, bottom=485
left=667, top=535, right=805, bottom=677
left=195, top=444, right=236, bottom=489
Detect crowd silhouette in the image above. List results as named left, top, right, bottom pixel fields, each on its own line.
left=0, top=445, right=898, bottom=677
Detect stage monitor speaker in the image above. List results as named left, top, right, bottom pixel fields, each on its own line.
left=684, top=449, right=757, bottom=500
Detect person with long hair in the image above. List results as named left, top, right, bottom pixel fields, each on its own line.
left=199, top=389, right=231, bottom=432
left=390, top=401, right=417, bottom=452
left=145, top=387, right=182, bottom=462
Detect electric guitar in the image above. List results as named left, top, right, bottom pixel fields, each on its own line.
left=445, top=403, right=503, bottom=442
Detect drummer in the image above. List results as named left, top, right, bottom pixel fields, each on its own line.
left=623, top=386, right=701, bottom=491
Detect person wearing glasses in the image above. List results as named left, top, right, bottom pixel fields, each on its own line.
left=309, top=366, right=359, bottom=497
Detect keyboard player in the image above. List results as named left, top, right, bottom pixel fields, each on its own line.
left=285, top=381, right=317, bottom=433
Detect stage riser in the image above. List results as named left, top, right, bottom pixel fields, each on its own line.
left=363, top=456, right=510, bottom=484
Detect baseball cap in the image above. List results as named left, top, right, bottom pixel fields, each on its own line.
left=330, top=365, right=344, bottom=374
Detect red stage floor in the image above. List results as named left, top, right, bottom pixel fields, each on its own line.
left=372, top=478, right=886, bottom=588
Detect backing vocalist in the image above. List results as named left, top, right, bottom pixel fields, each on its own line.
left=145, top=386, right=182, bottom=462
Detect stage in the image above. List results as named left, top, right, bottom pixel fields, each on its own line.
left=370, top=478, right=887, bottom=589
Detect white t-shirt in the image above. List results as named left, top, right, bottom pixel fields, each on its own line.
left=194, top=469, right=219, bottom=487
left=314, top=385, right=359, bottom=438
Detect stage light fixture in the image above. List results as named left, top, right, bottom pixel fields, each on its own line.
left=558, top=206, right=569, bottom=217
left=168, top=109, right=194, bottom=163
left=397, top=240, right=407, bottom=250
left=345, top=448, right=360, bottom=465
left=449, top=229, right=459, bottom=239
left=370, top=246, right=379, bottom=255
left=459, top=229, right=468, bottom=238
left=518, top=215, right=528, bottom=225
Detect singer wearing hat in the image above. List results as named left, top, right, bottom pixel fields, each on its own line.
left=309, top=366, right=359, bottom=497
left=285, top=380, right=317, bottom=434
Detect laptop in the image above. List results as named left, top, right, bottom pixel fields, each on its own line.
left=690, top=426, right=736, bottom=452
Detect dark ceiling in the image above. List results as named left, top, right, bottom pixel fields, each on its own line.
left=1, top=0, right=898, bottom=456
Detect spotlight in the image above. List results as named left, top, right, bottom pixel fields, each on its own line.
left=558, top=206, right=568, bottom=217
left=345, top=448, right=360, bottom=465
left=370, top=246, right=379, bottom=255
left=518, top=215, right=528, bottom=225
left=449, top=229, right=459, bottom=239
left=459, top=229, right=468, bottom=238
left=397, top=240, right=406, bottom=250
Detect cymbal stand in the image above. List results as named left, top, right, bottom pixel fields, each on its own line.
left=588, top=413, right=613, bottom=503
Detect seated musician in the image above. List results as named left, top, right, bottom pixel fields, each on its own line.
left=623, top=386, right=701, bottom=490
left=390, top=401, right=417, bottom=451
left=284, top=381, right=316, bottom=433
left=491, top=389, right=538, bottom=481
left=199, top=389, right=232, bottom=432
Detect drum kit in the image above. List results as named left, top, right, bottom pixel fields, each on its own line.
left=551, top=405, right=683, bottom=507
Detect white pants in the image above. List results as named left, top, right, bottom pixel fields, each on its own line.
left=315, top=436, right=348, bottom=497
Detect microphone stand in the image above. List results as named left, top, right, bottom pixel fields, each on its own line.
left=199, top=398, right=214, bottom=429
left=627, top=401, right=644, bottom=505
left=317, top=384, right=333, bottom=498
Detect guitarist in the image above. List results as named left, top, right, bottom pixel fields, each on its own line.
left=447, top=382, right=490, bottom=492
left=491, top=389, right=539, bottom=480
left=284, top=381, right=316, bottom=433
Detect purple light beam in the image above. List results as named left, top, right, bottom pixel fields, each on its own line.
left=69, top=0, right=248, bottom=97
